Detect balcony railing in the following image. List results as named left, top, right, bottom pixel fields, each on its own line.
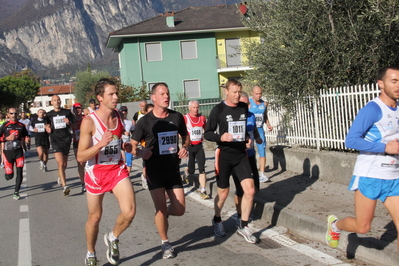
left=216, top=54, right=250, bottom=69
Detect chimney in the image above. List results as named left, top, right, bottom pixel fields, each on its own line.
left=165, top=11, right=175, bottom=28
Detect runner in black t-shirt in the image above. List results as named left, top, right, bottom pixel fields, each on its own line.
left=131, top=82, right=189, bottom=259
left=30, top=109, right=50, bottom=172
left=0, top=107, right=28, bottom=200
left=46, top=95, right=75, bottom=196
left=204, top=78, right=257, bottom=244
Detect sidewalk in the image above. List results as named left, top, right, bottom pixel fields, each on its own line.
left=182, top=150, right=399, bottom=266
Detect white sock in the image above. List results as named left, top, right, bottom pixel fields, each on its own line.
left=161, top=239, right=169, bottom=244
left=332, top=220, right=341, bottom=232
left=87, top=251, right=96, bottom=258
left=109, top=232, right=118, bottom=241
left=201, top=188, right=206, bottom=193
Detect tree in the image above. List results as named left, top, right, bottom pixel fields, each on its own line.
left=0, top=74, right=40, bottom=111
left=74, top=69, right=110, bottom=107
left=117, top=81, right=150, bottom=104
left=240, top=0, right=399, bottom=109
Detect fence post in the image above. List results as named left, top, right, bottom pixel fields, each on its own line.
left=313, top=97, right=320, bottom=151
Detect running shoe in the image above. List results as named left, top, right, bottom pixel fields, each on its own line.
left=199, top=191, right=210, bottom=200
left=259, top=172, right=269, bottom=183
left=63, top=186, right=70, bottom=196
left=39, top=161, right=43, bottom=170
left=212, top=219, right=226, bottom=237
left=141, top=174, right=148, bottom=190
left=85, top=256, right=98, bottom=266
left=82, top=184, right=86, bottom=193
left=237, top=225, right=257, bottom=244
left=13, top=192, right=20, bottom=200
left=1, top=163, right=4, bottom=169
left=25, top=151, right=29, bottom=157
left=43, top=165, right=47, bottom=172
left=161, top=242, right=175, bottom=259
left=104, top=232, right=119, bottom=265
left=182, top=170, right=189, bottom=184
left=326, top=215, right=340, bottom=248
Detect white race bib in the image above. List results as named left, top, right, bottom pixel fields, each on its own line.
left=35, top=123, right=45, bottom=133
left=255, top=113, right=263, bottom=127
left=53, top=116, right=66, bottom=129
left=98, top=139, right=121, bottom=165
left=190, top=126, right=203, bottom=142
left=228, top=121, right=245, bottom=142
left=158, top=131, right=178, bottom=155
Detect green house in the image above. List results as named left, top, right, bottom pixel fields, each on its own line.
left=106, top=4, right=259, bottom=101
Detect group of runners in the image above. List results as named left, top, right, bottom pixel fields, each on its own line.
left=3, top=67, right=399, bottom=265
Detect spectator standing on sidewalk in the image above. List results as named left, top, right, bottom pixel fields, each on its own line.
left=78, top=78, right=136, bottom=265
left=0, top=107, right=28, bottom=200
left=46, top=95, right=75, bottom=196
left=30, top=109, right=50, bottom=172
left=204, top=78, right=257, bottom=244
left=249, top=85, right=273, bottom=182
left=131, top=82, right=189, bottom=259
left=182, top=100, right=210, bottom=199
left=326, top=66, right=399, bottom=254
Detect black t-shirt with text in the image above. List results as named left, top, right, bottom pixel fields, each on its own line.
left=46, top=108, right=74, bottom=143
left=204, top=101, right=248, bottom=154
left=31, top=117, right=50, bottom=140
left=132, top=109, right=188, bottom=171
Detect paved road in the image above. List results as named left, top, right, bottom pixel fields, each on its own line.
left=0, top=148, right=370, bottom=266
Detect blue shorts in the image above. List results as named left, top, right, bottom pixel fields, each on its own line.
left=256, top=127, right=266, bottom=157
left=348, top=175, right=399, bottom=202
left=125, top=152, right=133, bottom=167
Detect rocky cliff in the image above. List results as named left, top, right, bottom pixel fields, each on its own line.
left=0, top=0, right=164, bottom=76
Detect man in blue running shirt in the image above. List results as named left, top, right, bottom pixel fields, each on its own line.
left=249, top=86, right=273, bottom=182
left=326, top=66, right=399, bottom=253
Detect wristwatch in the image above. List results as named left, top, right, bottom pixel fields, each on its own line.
left=182, top=146, right=189, bottom=151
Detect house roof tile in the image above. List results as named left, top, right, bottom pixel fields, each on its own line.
left=107, top=5, right=245, bottom=44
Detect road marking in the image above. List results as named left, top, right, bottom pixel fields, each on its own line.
left=18, top=164, right=31, bottom=266
left=18, top=219, right=32, bottom=266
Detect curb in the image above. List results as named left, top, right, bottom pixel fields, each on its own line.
left=251, top=195, right=399, bottom=266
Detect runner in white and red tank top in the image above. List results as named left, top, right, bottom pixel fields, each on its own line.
left=182, top=100, right=209, bottom=199
left=77, top=78, right=136, bottom=265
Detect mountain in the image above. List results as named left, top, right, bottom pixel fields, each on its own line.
left=0, top=0, right=241, bottom=78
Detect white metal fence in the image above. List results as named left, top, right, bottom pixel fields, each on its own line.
left=266, top=83, right=380, bottom=150
left=172, top=83, right=380, bottom=151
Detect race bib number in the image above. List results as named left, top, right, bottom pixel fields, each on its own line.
left=228, top=121, right=245, bottom=142
left=53, top=116, right=66, bottom=129
left=255, top=114, right=263, bottom=127
left=158, top=131, right=178, bottom=155
left=190, top=126, right=203, bottom=142
left=35, top=123, right=45, bottom=133
left=98, top=139, right=121, bottom=165
left=74, top=129, right=80, bottom=141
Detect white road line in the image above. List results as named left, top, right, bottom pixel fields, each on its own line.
left=18, top=164, right=31, bottom=266
left=18, top=218, right=32, bottom=266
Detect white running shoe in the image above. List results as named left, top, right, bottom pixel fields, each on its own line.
left=259, top=172, right=269, bottom=183
left=141, top=174, right=148, bottom=190
left=39, top=161, right=44, bottom=170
